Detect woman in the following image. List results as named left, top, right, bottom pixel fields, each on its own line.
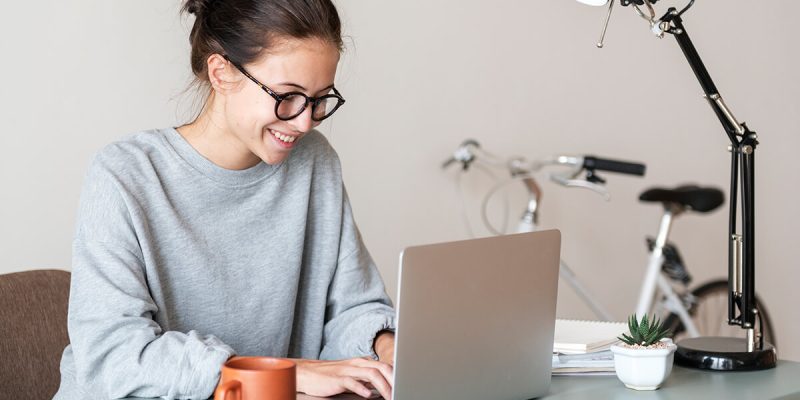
left=54, top=1, right=396, bottom=399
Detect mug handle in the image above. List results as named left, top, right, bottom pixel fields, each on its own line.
left=214, top=380, right=241, bottom=400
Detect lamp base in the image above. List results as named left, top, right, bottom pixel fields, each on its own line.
left=675, top=337, right=776, bottom=371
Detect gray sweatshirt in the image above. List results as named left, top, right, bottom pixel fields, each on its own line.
left=53, top=128, right=396, bottom=400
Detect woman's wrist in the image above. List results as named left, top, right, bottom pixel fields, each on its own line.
left=373, top=330, right=395, bottom=362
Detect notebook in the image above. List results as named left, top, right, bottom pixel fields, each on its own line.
left=553, top=319, right=627, bottom=354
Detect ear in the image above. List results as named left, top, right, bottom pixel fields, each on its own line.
left=206, top=53, right=242, bottom=94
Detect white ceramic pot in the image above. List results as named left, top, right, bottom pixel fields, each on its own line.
left=610, top=338, right=677, bottom=390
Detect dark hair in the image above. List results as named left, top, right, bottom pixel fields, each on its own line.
left=182, top=0, right=343, bottom=83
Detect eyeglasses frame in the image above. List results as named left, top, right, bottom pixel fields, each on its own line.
left=223, top=55, right=345, bottom=122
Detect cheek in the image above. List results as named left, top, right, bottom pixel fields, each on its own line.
left=228, top=92, right=278, bottom=129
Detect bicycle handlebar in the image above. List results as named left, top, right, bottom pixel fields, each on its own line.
left=583, top=156, right=646, bottom=176
left=443, top=139, right=647, bottom=179
left=443, top=140, right=648, bottom=235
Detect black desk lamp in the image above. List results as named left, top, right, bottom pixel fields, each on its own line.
left=575, top=0, right=776, bottom=371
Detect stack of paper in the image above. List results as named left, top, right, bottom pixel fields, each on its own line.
left=552, top=350, right=614, bottom=375
left=551, top=319, right=627, bottom=376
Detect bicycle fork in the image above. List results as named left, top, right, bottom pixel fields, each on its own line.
left=635, top=206, right=700, bottom=337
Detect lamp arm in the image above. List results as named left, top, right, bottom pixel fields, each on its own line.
left=661, top=9, right=742, bottom=142
left=660, top=7, right=760, bottom=343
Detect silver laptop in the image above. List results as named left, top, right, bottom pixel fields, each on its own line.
left=392, top=230, right=561, bottom=400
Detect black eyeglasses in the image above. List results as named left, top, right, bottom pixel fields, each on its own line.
left=223, top=55, right=345, bottom=122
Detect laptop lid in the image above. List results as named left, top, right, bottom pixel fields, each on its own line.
left=392, top=230, right=561, bottom=400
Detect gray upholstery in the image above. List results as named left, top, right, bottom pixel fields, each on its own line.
left=0, top=269, right=71, bottom=399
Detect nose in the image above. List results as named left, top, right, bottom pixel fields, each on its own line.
left=288, top=105, right=314, bottom=133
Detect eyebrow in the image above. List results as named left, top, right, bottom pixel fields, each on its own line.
left=276, top=82, right=335, bottom=94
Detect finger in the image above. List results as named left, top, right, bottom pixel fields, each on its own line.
left=341, top=376, right=373, bottom=399
left=352, top=358, right=394, bottom=380
left=352, top=358, right=394, bottom=386
left=345, top=367, right=392, bottom=400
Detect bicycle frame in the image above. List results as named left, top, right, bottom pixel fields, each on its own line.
left=635, top=206, right=700, bottom=338
left=514, top=176, right=700, bottom=337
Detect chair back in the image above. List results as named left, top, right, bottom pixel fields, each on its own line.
left=0, top=269, right=71, bottom=399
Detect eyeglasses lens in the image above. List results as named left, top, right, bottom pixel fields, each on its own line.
left=277, top=94, right=308, bottom=119
left=312, top=97, right=340, bottom=121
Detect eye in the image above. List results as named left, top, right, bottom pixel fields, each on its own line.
left=275, top=94, right=308, bottom=119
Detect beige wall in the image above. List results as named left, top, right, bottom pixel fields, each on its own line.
left=2, top=1, right=797, bottom=361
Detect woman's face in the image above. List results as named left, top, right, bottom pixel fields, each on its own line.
left=223, top=37, right=340, bottom=165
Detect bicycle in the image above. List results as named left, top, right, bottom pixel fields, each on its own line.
left=442, top=139, right=776, bottom=347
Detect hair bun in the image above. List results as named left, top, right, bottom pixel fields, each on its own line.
left=184, top=0, right=216, bottom=16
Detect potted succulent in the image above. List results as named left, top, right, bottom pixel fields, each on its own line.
left=610, top=314, right=677, bottom=390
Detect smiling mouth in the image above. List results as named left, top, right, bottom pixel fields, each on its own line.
left=268, top=128, right=298, bottom=144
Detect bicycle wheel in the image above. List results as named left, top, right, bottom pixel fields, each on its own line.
left=663, top=279, right=776, bottom=347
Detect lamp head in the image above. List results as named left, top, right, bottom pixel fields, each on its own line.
left=575, top=0, right=681, bottom=47
left=576, top=0, right=609, bottom=6
left=575, top=0, right=662, bottom=5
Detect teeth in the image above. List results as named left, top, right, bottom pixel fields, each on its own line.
left=271, top=130, right=296, bottom=143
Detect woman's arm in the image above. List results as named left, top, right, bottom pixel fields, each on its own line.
left=318, top=188, right=396, bottom=362
left=299, top=187, right=396, bottom=399
left=68, top=156, right=234, bottom=399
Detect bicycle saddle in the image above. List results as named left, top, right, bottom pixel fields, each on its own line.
left=639, top=185, right=724, bottom=213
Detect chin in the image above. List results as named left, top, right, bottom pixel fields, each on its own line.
left=260, top=152, right=289, bottom=165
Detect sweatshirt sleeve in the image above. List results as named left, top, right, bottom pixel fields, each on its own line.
left=67, top=155, right=234, bottom=399
left=319, top=188, right=397, bottom=361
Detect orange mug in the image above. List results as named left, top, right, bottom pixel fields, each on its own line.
left=214, top=356, right=296, bottom=400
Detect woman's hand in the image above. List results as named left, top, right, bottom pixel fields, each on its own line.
left=293, top=357, right=393, bottom=399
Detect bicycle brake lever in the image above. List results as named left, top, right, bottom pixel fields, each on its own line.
left=549, top=173, right=611, bottom=200
left=443, top=140, right=481, bottom=170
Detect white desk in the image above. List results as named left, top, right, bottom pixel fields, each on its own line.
left=296, top=360, right=800, bottom=400
left=121, top=360, right=800, bottom=399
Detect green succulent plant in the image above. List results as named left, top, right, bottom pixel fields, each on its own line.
left=618, top=314, right=670, bottom=347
